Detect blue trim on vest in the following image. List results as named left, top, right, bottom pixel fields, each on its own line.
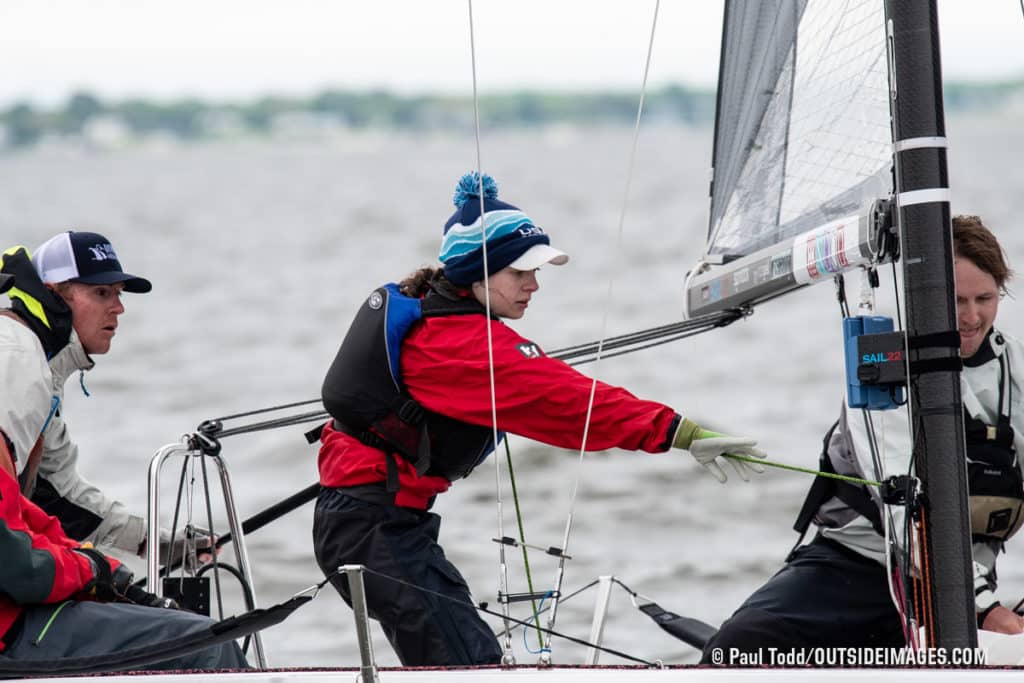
left=382, top=282, right=423, bottom=390
left=323, top=282, right=505, bottom=479
left=387, top=285, right=505, bottom=468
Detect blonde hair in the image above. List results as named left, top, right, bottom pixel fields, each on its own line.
left=50, top=281, right=75, bottom=299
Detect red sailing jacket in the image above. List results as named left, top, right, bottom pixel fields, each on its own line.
left=318, top=313, right=680, bottom=509
left=0, top=437, right=106, bottom=650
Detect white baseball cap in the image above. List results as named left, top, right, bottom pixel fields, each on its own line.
left=33, top=231, right=151, bottom=293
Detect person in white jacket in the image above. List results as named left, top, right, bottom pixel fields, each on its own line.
left=0, top=231, right=155, bottom=557
left=702, top=214, right=1024, bottom=662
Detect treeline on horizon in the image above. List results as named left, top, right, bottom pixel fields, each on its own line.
left=0, top=86, right=716, bottom=148
left=1, top=80, right=1020, bottom=149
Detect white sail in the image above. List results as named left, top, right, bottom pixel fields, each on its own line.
left=686, top=0, right=894, bottom=317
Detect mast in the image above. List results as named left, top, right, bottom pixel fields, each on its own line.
left=884, top=0, right=976, bottom=648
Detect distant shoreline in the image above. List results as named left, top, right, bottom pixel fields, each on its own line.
left=2, top=80, right=1021, bottom=150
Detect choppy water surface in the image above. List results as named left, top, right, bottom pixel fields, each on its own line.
left=1, top=115, right=1022, bottom=666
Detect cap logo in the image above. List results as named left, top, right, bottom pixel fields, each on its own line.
left=87, top=243, right=119, bottom=262
left=518, top=225, right=544, bottom=238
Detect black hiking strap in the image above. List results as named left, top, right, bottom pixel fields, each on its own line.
left=637, top=601, right=717, bottom=651
left=792, top=474, right=833, bottom=536
left=831, top=476, right=885, bottom=537
left=384, top=451, right=400, bottom=492
left=793, top=420, right=884, bottom=539
left=327, top=415, right=428, bottom=492
left=0, top=595, right=310, bottom=678
left=793, top=467, right=883, bottom=537
left=303, top=418, right=412, bottom=494
left=793, top=420, right=839, bottom=537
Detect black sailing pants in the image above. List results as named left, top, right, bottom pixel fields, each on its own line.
left=1, top=601, right=249, bottom=670
left=312, top=487, right=502, bottom=666
left=701, top=535, right=906, bottom=665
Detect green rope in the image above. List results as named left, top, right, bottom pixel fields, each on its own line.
left=503, top=435, right=544, bottom=649
left=723, top=453, right=883, bottom=488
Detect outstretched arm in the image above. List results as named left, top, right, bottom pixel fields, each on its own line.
left=403, top=316, right=766, bottom=482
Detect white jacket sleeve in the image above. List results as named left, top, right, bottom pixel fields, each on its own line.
left=0, top=333, right=53, bottom=475
left=35, top=411, right=147, bottom=554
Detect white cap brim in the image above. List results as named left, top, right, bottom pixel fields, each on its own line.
left=508, top=244, right=569, bottom=271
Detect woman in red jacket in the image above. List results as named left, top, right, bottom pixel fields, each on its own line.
left=313, top=173, right=766, bottom=666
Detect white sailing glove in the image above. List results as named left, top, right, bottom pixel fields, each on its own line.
left=974, top=560, right=999, bottom=616
left=673, top=418, right=767, bottom=483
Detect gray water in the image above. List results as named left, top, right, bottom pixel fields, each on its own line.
left=1, top=115, right=1022, bottom=667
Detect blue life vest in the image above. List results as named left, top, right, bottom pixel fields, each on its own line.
left=321, top=282, right=501, bottom=483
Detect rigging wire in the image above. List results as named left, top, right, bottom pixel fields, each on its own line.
left=355, top=566, right=658, bottom=666
left=208, top=409, right=326, bottom=439
left=500, top=578, right=602, bottom=633
left=187, top=311, right=746, bottom=440
left=555, top=310, right=745, bottom=365
left=539, top=0, right=662, bottom=661
left=875, top=260, right=924, bottom=645
left=869, top=270, right=919, bottom=646
left=882, top=23, right=928, bottom=642
left=463, top=0, right=518, bottom=662
left=835, top=264, right=922, bottom=644
left=204, top=399, right=321, bottom=423
left=502, top=435, right=545, bottom=649
left=199, top=454, right=228, bottom=632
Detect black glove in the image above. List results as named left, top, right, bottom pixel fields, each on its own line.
left=76, top=546, right=134, bottom=602
left=124, top=584, right=180, bottom=610
left=76, top=546, right=179, bottom=609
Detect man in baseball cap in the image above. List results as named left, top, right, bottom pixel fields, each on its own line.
left=0, top=230, right=155, bottom=562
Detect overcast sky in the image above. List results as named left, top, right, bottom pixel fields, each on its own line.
left=2, top=0, right=1023, bottom=107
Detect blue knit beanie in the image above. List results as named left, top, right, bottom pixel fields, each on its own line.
left=439, top=172, right=568, bottom=287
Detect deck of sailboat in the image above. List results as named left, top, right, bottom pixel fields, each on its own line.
left=23, top=664, right=1024, bottom=683
left=4, top=1, right=1021, bottom=680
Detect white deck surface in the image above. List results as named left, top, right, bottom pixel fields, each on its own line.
left=23, top=666, right=1024, bottom=683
